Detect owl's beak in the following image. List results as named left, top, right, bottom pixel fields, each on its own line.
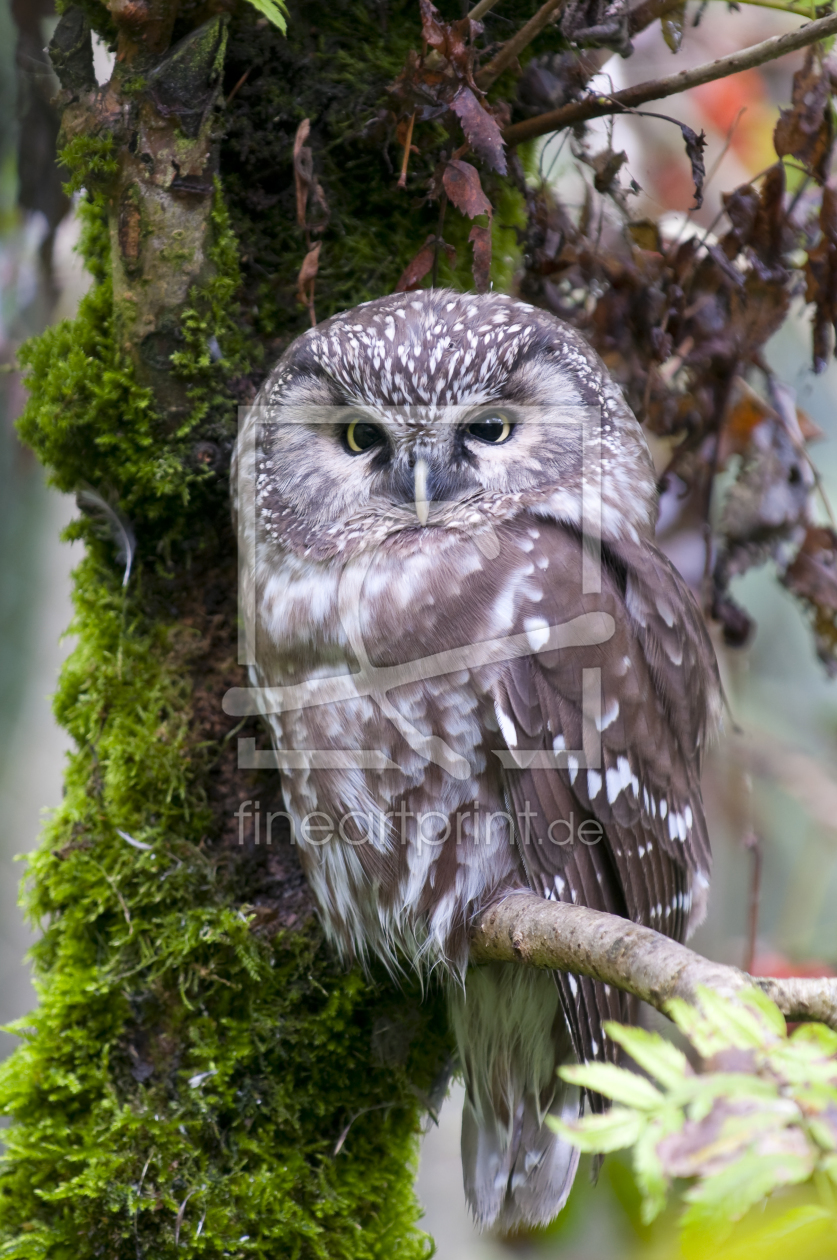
left=414, top=456, right=430, bottom=526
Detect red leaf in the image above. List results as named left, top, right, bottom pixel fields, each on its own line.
left=451, top=87, right=507, bottom=175
left=443, top=159, right=492, bottom=219
left=469, top=224, right=491, bottom=292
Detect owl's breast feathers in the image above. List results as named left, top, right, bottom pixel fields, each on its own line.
left=258, top=512, right=719, bottom=1057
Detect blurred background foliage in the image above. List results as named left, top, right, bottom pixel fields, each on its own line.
left=5, top=1, right=837, bottom=1257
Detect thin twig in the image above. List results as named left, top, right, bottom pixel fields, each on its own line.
left=472, top=893, right=837, bottom=1028
left=469, top=0, right=502, bottom=19
left=476, top=0, right=567, bottom=89
left=743, top=830, right=763, bottom=976
left=397, top=111, right=416, bottom=189
left=225, top=68, right=250, bottom=107
left=502, top=11, right=837, bottom=147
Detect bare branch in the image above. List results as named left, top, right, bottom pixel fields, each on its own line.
left=502, top=11, right=837, bottom=147
left=472, top=893, right=837, bottom=1029
left=469, top=0, right=503, bottom=20
left=477, top=0, right=566, bottom=90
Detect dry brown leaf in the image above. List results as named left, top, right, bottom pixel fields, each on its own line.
left=680, top=124, right=707, bottom=210
left=419, top=0, right=481, bottom=92
left=805, top=184, right=837, bottom=372
left=627, top=219, right=661, bottom=252
left=451, top=87, right=507, bottom=175
left=296, top=241, right=321, bottom=314
left=293, top=119, right=312, bottom=230
left=782, top=526, right=837, bottom=674
left=395, top=235, right=456, bottom=292
left=443, top=159, right=492, bottom=219
left=293, top=119, right=329, bottom=233
left=774, top=48, right=833, bottom=184
left=719, top=380, right=776, bottom=467
left=590, top=146, right=627, bottom=195
left=469, top=223, right=492, bottom=293
left=796, top=407, right=825, bottom=443
left=722, top=182, right=760, bottom=248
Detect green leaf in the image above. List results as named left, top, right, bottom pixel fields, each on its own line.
left=698, top=987, right=785, bottom=1049
left=668, top=988, right=785, bottom=1059
left=808, top=1111, right=837, bottom=1152
left=548, top=1106, right=644, bottom=1153
left=559, top=1062, right=664, bottom=1110
left=790, top=1023, right=837, bottom=1056
left=634, top=1110, right=684, bottom=1223
left=242, top=0, right=287, bottom=32
left=681, top=1149, right=815, bottom=1234
left=683, top=1204, right=835, bottom=1260
left=742, top=988, right=789, bottom=1038
left=604, top=1022, right=691, bottom=1090
left=685, top=1073, right=781, bottom=1123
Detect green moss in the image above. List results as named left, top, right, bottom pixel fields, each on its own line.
left=58, top=134, right=119, bottom=196
left=5, top=99, right=449, bottom=1260
left=0, top=552, right=449, bottom=1256
left=1, top=2, right=552, bottom=1252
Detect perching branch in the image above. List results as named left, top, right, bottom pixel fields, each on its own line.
left=502, top=10, right=837, bottom=147
left=472, top=893, right=837, bottom=1029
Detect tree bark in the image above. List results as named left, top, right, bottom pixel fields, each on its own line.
left=3, top=2, right=457, bottom=1254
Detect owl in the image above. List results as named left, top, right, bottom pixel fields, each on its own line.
left=232, top=290, right=720, bottom=1230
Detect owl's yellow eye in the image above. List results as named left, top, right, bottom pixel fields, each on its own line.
left=467, top=412, right=514, bottom=444
left=344, top=419, right=385, bottom=454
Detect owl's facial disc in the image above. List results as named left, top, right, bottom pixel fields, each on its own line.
left=246, top=289, right=660, bottom=557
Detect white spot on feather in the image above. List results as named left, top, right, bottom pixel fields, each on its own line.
left=523, top=616, right=550, bottom=651
left=494, top=702, right=517, bottom=748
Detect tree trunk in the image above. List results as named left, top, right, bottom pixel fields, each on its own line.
left=3, top=1, right=479, bottom=1253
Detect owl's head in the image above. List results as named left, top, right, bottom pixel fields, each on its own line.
left=239, top=291, right=657, bottom=561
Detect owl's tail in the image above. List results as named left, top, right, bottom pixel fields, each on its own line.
left=449, top=962, right=581, bottom=1231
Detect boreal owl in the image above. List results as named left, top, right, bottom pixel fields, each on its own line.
left=231, top=289, right=720, bottom=1230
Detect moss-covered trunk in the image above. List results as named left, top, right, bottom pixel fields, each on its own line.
left=0, top=0, right=521, bottom=1253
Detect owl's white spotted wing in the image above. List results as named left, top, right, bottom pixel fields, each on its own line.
left=489, top=517, right=719, bottom=1070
